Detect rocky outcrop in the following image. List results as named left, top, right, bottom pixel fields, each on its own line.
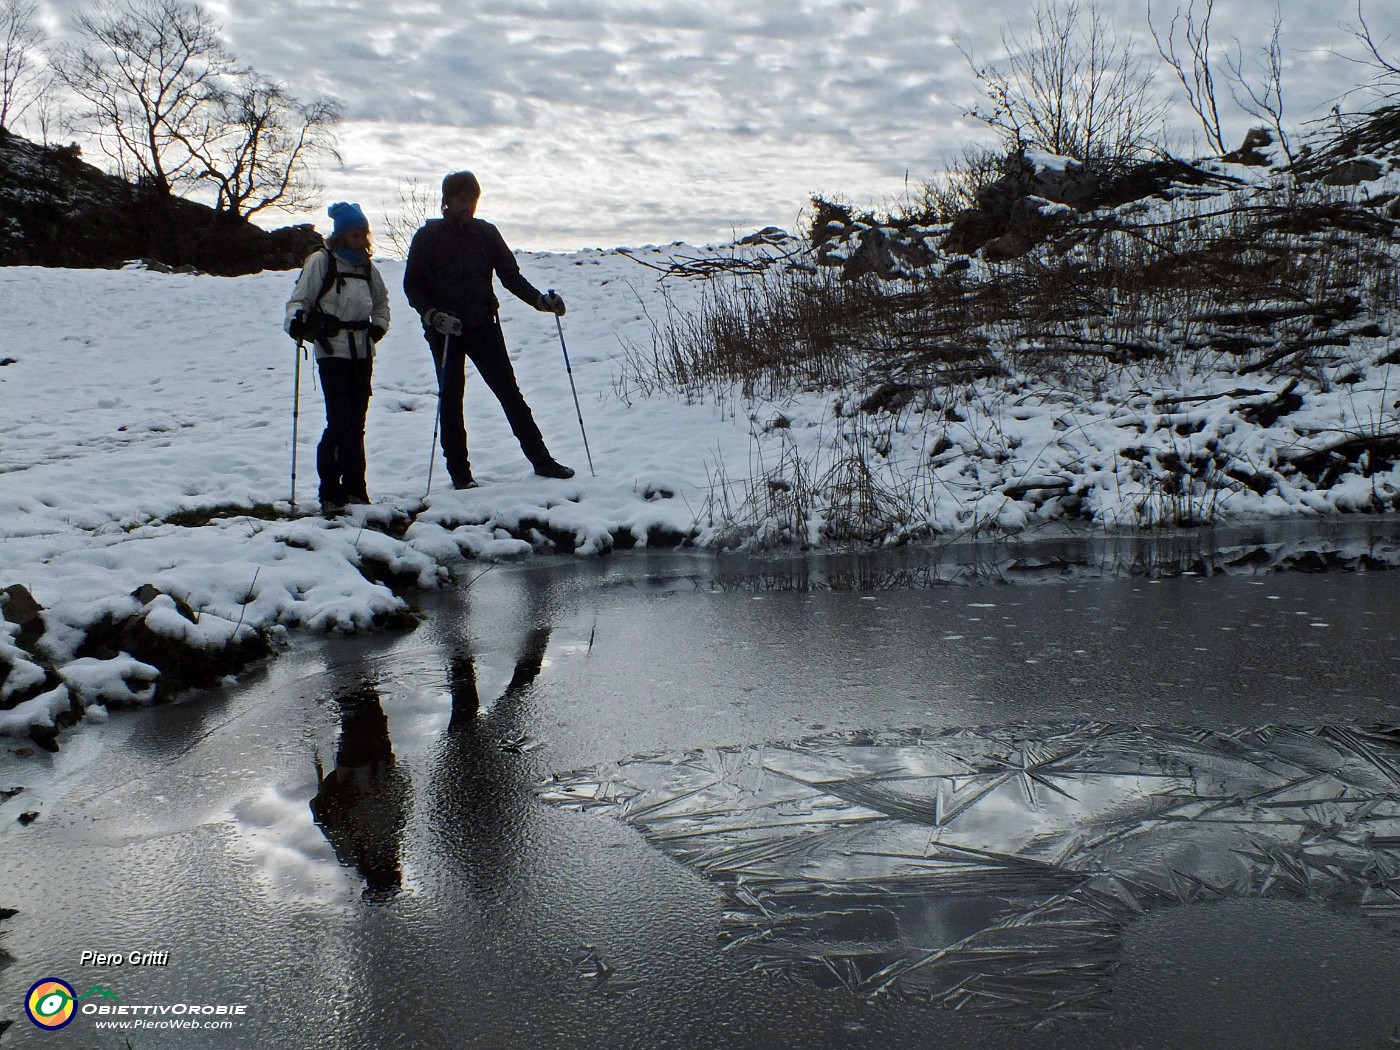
left=0, top=586, right=60, bottom=713
left=1, top=583, right=275, bottom=751
left=2, top=585, right=43, bottom=649
left=811, top=112, right=1400, bottom=274
left=1221, top=127, right=1276, bottom=166
left=0, top=130, right=321, bottom=275
left=819, top=224, right=941, bottom=280
left=72, top=585, right=273, bottom=700
left=942, top=151, right=1236, bottom=260
left=1297, top=106, right=1399, bottom=188
left=1320, top=159, right=1385, bottom=187
left=812, top=150, right=1242, bottom=270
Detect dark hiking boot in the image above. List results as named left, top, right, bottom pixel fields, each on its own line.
left=452, top=475, right=479, bottom=490
left=321, top=499, right=346, bottom=517
left=532, top=460, right=575, bottom=480
left=346, top=491, right=371, bottom=505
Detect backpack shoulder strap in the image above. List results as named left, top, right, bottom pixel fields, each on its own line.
left=314, top=247, right=339, bottom=308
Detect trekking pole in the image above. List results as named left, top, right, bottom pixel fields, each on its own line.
left=426, top=332, right=450, bottom=497
left=290, top=315, right=307, bottom=513
left=550, top=295, right=595, bottom=477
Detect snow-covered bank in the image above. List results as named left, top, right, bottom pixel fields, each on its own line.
left=3, top=214, right=1400, bottom=739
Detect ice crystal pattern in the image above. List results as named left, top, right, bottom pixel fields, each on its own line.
left=539, top=723, right=1400, bottom=1021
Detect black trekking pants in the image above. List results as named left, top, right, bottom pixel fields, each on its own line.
left=316, top=354, right=373, bottom=503
left=428, top=321, right=550, bottom=484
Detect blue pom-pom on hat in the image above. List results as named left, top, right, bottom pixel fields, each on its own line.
left=328, top=201, right=368, bottom=236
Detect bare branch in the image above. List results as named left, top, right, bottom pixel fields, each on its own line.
left=187, top=74, right=341, bottom=218
left=1148, top=0, right=1228, bottom=154
left=1225, top=6, right=1296, bottom=172
left=381, top=176, right=437, bottom=260
left=1342, top=1, right=1400, bottom=98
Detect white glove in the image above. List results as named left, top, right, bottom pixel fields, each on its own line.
left=424, top=308, right=463, bottom=336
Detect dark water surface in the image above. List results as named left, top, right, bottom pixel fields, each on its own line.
left=4, top=519, right=1400, bottom=1048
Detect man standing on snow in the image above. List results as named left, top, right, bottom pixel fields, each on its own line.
left=403, top=170, right=573, bottom=489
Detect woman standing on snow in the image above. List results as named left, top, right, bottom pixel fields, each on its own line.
left=285, top=202, right=391, bottom=515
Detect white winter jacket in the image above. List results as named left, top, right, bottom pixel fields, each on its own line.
left=284, top=248, right=392, bottom=361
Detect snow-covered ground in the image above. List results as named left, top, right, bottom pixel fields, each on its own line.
left=3, top=209, right=1399, bottom=735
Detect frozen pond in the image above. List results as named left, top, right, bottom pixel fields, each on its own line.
left=3, top=519, right=1400, bottom=1047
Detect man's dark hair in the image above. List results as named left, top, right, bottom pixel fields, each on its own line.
left=442, top=170, right=481, bottom=202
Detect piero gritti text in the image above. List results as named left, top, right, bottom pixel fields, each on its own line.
left=80, top=950, right=170, bottom=967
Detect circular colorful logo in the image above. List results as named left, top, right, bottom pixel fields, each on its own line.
left=26, top=978, right=77, bottom=1030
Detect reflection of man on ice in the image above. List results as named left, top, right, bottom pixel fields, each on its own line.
left=310, top=681, right=411, bottom=902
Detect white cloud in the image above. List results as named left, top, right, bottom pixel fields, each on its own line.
left=30, top=0, right=1387, bottom=249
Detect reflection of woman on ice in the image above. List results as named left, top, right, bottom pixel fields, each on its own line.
left=310, top=681, right=411, bottom=902
left=285, top=202, right=391, bottom=515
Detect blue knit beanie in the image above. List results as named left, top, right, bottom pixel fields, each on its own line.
left=328, top=201, right=368, bottom=236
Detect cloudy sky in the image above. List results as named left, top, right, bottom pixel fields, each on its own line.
left=31, top=0, right=1392, bottom=250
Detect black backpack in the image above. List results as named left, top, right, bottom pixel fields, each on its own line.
left=307, top=248, right=376, bottom=358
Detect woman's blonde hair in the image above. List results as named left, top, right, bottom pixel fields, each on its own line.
left=326, top=229, right=374, bottom=259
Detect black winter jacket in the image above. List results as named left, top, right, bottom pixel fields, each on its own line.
left=402, top=217, right=543, bottom=328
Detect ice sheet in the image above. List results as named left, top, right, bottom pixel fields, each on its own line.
left=540, top=723, right=1400, bottom=1020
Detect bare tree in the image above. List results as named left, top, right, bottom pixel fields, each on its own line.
left=1225, top=7, right=1295, bottom=171
left=0, top=0, right=43, bottom=132
left=55, top=0, right=236, bottom=194
left=1148, top=0, right=1228, bottom=154
left=964, top=0, right=1166, bottom=167
left=381, top=176, right=437, bottom=259
left=190, top=74, right=341, bottom=218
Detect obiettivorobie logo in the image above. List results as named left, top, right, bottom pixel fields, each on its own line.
left=25, top=979, right=119, bottom=1030
left=23, top=975, right=249, bottom=1033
